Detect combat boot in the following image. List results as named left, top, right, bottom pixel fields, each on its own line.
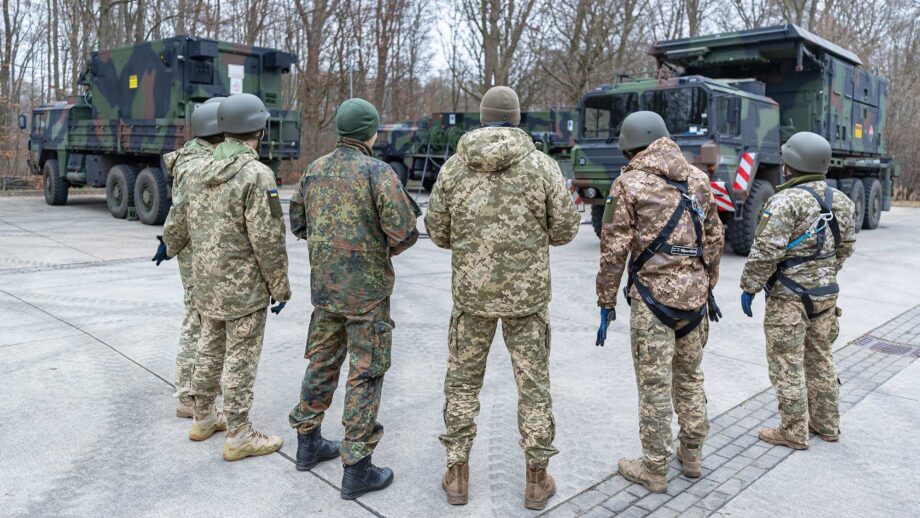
left=809, top=421, right=840, bottom=442
left=524, top=465, right=556, bottom=510
left=295, top=427, right=341, bottom=471
left=176, top=397, right=194, bottom=419
left=222, top=423, right=283, bottom=461
left=341, top=456, right=394, bottom=500
left=677, top=443, right=702, bottom=478
left=188, top=409, right=227, bottom=441
left=618, top=458, right=667, bottom=494
left=442, top=462, right=469, bottom=506
left=758, top=428, right=808, bottom=450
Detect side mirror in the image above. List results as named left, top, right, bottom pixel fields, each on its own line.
left=18, top=114, right=27, bottom=131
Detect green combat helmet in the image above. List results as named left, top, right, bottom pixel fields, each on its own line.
left=218, top=93, right=269, bottom=133
left=480, top=86, right=521, bottom=126
left=618, top=111, right=670, bottom=152
left=191, top=102, right=222, bottom=137
left=781, top=131, right=832, bottom=174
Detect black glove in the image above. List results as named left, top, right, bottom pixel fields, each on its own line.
left=152, top=236, right=172, bottom=266
left=595, top=307, right=616, bottom=347
left=270, top=298, right=287, bottom=315
left=707, top=293, right=722, bottom=322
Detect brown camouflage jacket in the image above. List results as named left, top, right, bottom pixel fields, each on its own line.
left=597, top=138, right=724, bottom=311
left=163, top=138, right=291, bottom=320
left=289, top=139, right=420, bottom=316
left=425, top=126, right=581, bottom=318
left=740, top=177, right=856, bottom=299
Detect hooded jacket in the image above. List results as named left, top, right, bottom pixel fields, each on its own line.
left=163, top=138, right=291, bottom=320
left=425, top=126, right=581, bottom=318
left=596, top=137, right=724, bottom=311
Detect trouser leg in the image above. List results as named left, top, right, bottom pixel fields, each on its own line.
left=764, top=297, right=809, bottom=444
left=804, top=299, right=840, bottom=436
left=191, top=316, right=226, bottom=418
left=672, top=317, right=709, bottom=447
left=221, top=308, right=267, bottom=433
left=439, top=308, right=497, bottom=467
left=175, top=288, right=202, bottom=399
left=289, top=309, right=348, bottom=433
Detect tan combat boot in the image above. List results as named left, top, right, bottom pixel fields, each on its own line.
left=188, top=409, right=227, bottom=441
left=618, top=458, right=667, bottom=494
left=176, top=397, right=194, bottom=419
left=758, top=428, right=808, bottom=450
left=677, top=443, right=702, bottom=478
left=222, top=423, right=283, bottom=462
left=808, top=421, right=840, bottom=442
left=442, top=462, right=469, bottom=505
left=524, top=465, right=556, bottom=510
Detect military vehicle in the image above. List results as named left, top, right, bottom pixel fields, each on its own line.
left=571, top=24, right=898, bottom=254
left=24, top=35, right=301, bottom=225
left=373, top=118, right=428, bottom=186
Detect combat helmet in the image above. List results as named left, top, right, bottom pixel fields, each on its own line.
left=618, top=111, right=670, bottom=152
left=782, top=131, right=832, bottom=174
left=191, top=100, right=223, bottom=137
left=218, top=93, right=269, bottom=134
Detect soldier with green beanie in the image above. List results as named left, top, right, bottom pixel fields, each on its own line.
left=740, top=131, right=856, bottom=450
left=288, top=97, right=420, bottom=499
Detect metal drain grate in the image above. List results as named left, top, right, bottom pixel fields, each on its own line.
left=853, top=335, right=876, bottom=347
left=871, top=342, right=913, bottom=355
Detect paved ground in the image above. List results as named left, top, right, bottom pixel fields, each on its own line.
left=1, top=191, right=919, bottom=518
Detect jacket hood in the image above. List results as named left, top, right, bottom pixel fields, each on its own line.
left=456, top=126, right=534, bottom=173
left=204, top=138, right=257, bottom=186
left=625, top=137, right=691, bottom=181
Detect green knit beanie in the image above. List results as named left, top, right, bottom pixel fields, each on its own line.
left=335, top=98, right=380, bottom=142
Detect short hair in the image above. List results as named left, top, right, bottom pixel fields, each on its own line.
left=226, top=129, right=264, bottom=141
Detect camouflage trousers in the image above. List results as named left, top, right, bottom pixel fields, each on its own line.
left=439, top=307, right=558, bottom=469
left=289, top=299, right=392, bottom=465
left=174, top=288, right=202, bottom=400
left=630, top=301, right=710, bottom=476
left=191, top=308, right=267, bottom=433
left=764, top=296, right=840, bottom=444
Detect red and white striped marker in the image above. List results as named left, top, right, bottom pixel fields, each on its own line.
left=711, top=180, right=735, bottom=212
left=733, top=152, right=756, bottom=192
left=567, top=178, right=583, bottom=205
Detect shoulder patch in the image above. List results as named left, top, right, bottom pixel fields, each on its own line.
left=602, top=195, right=618, bottom=225
left=755, top=210, right=771, bottom=237
left=267, top=189, right=282, bottom=218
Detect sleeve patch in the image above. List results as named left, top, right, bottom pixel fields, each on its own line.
left=602, top=195, right=618, bottom=225
left=755, top=210, right=771, bottom=237
left=267, top=189, right=283, bottom=218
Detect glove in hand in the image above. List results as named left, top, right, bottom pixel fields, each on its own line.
left=741, top=292, right=755, bottom=318
left=152, top=236, right=172, bottom=266
left=595, top=307, right=616, bottom=347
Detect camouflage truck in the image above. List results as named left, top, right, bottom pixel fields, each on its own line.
left=571, top=24, right=898, bottom=254
left=372, top=118, right=428, bottom=185
left=24, top=35, right=301, bottom=225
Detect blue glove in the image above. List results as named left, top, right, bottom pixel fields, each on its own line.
left=595, top=307, right=616, bottom=347
left=270, top=299, right=287, bottom=315
left=741, top=292, right=755, bottom=318
left=152, top=235, right=172, bottom=266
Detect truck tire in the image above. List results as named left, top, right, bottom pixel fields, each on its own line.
left=106, top=165, right=137, bottom=219
left=135, top=167, right=171, bottom=225
left=861, top=177, right=882, bottom=230
left=43, top=159, right=68, bottom=206
left=388, top=161, right=409, bottom=186
left=592, top=205, right=604, bottom=238
left=730, top=179, right=774, bottom=256
left=839, top=178, right=865, bottom=232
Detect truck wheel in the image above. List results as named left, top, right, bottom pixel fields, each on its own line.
left=106, top=165, right=138, bottom=219
left=839, top=178, right=865, bottom=232
left=861, top=177, right=882, bottom=230
left=389, top=161, right=409, bottom=186
left=43, top=159, right=68, bottom=206
left=591, top=205, right=604, bottom=238
left=135, top=167, right=171, bottom=225
left=730, top=179, right=774, bottom=256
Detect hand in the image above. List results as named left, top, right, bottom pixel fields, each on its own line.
left=741, top=292, right=755, bottom=318
left=707, top=293, right=722, bottom=322
left=152, top=235, right=172, bottom=266
left=595, top=307, right=616, bottom=347
left=270, top=298, right=287, bottom=315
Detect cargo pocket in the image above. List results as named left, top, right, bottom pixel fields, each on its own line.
left=367, top=319, right=393, bottom=378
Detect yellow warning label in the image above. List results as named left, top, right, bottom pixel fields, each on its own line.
left=854, top=123, right=863, bottom=139
left=129, top=75, right=138, bottom=89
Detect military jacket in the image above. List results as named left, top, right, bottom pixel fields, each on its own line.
left=740, top=178, right=856, bottom=299
left=289, top=139, right=420, bottom=316
left=596, top=138, right=724, bottom=311
left=163, top=138, right=291, bottom=320
left=425, top=126, right=581, bottom=318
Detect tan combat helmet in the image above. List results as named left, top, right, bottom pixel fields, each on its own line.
left=480, top=86, right=521, bottom=126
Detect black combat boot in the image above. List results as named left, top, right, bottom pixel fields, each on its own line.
left=340, top=456, right=394, bottom=499
left=295, top=427, right=341, bottom=471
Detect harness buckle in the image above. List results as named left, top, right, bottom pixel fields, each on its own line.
left=683, top=193, right=705, bottom=219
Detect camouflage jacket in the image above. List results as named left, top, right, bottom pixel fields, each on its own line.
left=162, top=138, right=214, bottom=291
left=289, top=138, right=420, bottom=316
left=597, top=138, right=724, bottom=311
left=740, top=176, right=856, bottom=299
left=163, top=138, right=291, bottom=320
left=425, top=126, right=581, bottom=318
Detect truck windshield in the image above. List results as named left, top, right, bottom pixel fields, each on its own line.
left=581, top=93, right=638, bottom=139
left=641, top=87, right=709, bottom=136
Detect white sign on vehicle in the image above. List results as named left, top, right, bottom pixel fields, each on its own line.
left=228, top=64, right=245, bottom=94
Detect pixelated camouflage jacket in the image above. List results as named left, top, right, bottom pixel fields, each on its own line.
left=162, top=138, right=214, bottom=292
left=163, top=137, right=291, bottom=320
left=597, top=138, right=724, bottom=311
left=425, top=126, right=581, bottom=318
left=740, top=177, right=856, bottom=299
left=289, top=138, right=420, bottom=316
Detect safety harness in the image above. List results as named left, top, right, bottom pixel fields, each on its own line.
left=765, top=185, right=841, bottom=319
left=623, top=175, right=710, bottom=339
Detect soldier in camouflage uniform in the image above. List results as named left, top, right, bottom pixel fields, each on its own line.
left=740, top=131, right=856, bottom=449
left=163, top=93, right=291, bottom=461
left=287, top=98, right=420, bottom=500
left=425, top=86, right=581, bottom=510
left=596, top=112, right=724, bottom=494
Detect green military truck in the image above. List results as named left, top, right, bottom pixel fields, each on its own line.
left=571, top=24, right=898, bottom=254
left=24, top=35, right=301, bottom=225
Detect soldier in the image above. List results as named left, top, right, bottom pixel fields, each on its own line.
left=162, top=93, right=291, bottom=461
left=153, top=97, right=224, bottom=419
left=426, top=86, right=581, bottom=510
left=595, top=111, right=724, bottom=493
left=287, top=98, right=420, bottom=499
left=740, top=131, right=856, bottom=449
